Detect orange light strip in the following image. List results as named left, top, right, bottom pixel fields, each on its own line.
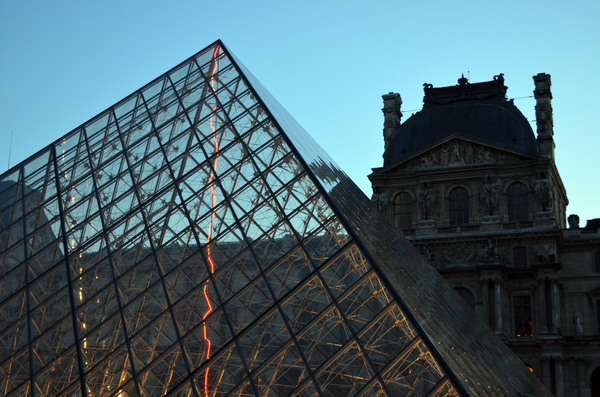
left=202, top=44, right=220, bottom=397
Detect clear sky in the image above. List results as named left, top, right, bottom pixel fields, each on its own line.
left=1, top=1, right=598, bottom=223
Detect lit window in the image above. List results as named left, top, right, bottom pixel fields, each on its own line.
left=449, top=187, right=469, bottom=225
left=514, top=295, right=533, bottom=336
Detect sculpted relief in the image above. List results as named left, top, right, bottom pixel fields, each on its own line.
left=534, top=178, right=553, bottom=211
left=414, top=141, right=501, bottom=171
left=418, top=183, right=436, bottom=220
left=480, top=176, right=500, bottom=216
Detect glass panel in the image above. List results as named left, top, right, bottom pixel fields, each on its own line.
left=314, top=340, right=374, bottom=396
left=193, top=344, right=247, bottom=397
left=251, top=343, right=309, bottom=396
left=381, top=339, right=445, bottom=395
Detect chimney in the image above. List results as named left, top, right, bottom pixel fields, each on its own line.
left=382, top=92, right=402, bottom=154
left=533, top=73, right=555, bottom=159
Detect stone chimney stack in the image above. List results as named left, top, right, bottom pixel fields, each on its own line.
left=382, top=92, right=402, bottom=155
left=533, top=73, right=555, bottom=160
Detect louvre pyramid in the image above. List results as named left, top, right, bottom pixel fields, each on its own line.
left=0, top=40, right=550, bottom=396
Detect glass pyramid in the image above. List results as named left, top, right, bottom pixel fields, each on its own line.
left=0, top=41, right=549, bottom=396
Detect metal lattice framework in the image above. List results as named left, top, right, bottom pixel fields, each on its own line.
left=0, top=40, right=550, bottom=397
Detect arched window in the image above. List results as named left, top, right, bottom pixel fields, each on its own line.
left=507, top=182, right=529, bottom=222
left=454, top=287, right=475, bottom=310
left=394, top=192, right=413, bottom=229
left=449, top=187, right=469, bottom=225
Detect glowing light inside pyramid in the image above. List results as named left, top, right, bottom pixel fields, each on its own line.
left=202, top=44, right=220, bottom=397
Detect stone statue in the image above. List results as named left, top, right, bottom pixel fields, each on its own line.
left=440, top=146, right=449, bottom=166
left=450, top=142, right=462, bottom=164
left=482, top=240, right=498, bottom=260
left=419, top=152, right=440, bottom=168
left=568, top=214, right=580, bottom=229
left=477, top=149, right=494, bottom=163
left=418, top=183, right=435, bottom=220
left=371, top=187, right=387, bottom=210
left=464, top=143, right=473, bottom=164
left=534, top=178, right=553, bottom=211
left=481, top=176, right=500, bottom=215
left=574, top=309, right=583, bottom=335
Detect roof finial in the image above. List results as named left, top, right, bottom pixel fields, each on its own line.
left=458, top=74, right=469, bottom=85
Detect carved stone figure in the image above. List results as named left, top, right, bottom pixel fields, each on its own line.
left=418, top=183, right=435, bottom=220
left=464, top=143, right=473, bottom=164
left=477, top=149, right=494, bottom=163
left=568, top=214, right=580, bottom=229
left=440, top=146, right=449, bottom=166
left=534, top=178, right=553, bottom=211
left=419, top=151, right=441, bottom=168
left=574, top=309, right=584, bottom=335
left=481, top=240, right=498, bottom=260
left=450, top=142, right=462, bottom=164
left=371, top=187, right=387, bottom=210
left=481, top=176, right=500, bottom=215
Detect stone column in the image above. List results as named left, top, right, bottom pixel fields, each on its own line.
left=536, top=275, right=548, bottom=333
left=533, top=73, right=555, bottom=159
left=494, top=278, right=503, bottom=334
left=481, top=279, right=490, bottom=325
left=542, top=357, right=551, bottom=391
left=555, top=357, right=565, bottom=397
left=382, top=92, right=402, bottom=154
left=576, top=359, right=586, bottom=396
left=550, top=276, right=561, bottom=332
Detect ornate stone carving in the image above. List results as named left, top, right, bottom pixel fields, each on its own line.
left=480, top=240, right=499, bottom=261
left=534, top=178, right=553, bottom=211
left=574, top=309, right=583, bottom=335
left=568, top=214, right=580, bottom=229
left=418, top=183, right=436, bottom=220
left=535, top=244, right=556, bottom=263
left=480, top=176, right=500, bottom=216
left=370, top=187, right=387, bottom=210
left=382, top=93, right=402, bottom=153
left=415, top=141, right=499, bottom=170
left=443, top=243, right=475, bottom=264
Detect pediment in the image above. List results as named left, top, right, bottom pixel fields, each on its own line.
left=376, top=135, right=539, bottom=176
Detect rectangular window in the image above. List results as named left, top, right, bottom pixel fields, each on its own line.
left=514, top=295, right=532, bottom=336
left=513, top=246, right=527, bottom=267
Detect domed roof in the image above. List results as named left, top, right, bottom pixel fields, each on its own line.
left=384, top=75, right=538, bottom=167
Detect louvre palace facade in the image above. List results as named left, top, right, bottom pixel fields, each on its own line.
left=369, top=73, right=600, bottom=396
left=0, top=41, right=551, bottom=396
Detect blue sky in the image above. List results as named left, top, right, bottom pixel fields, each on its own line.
left=1, top=1, right=598, bottom=223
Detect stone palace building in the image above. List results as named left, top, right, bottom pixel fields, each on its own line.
left=369, top=73, right=600, bottom=396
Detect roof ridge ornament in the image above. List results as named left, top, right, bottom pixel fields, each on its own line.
left=423, top=74, right=508, bottom=107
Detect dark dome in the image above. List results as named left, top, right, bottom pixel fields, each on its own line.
left=383, top=76, right=538, bottom=167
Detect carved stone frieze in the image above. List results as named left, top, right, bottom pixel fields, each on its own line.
left=409, top=141, right=515, bottom=172
left=443, top=243, right=476, bottom=265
